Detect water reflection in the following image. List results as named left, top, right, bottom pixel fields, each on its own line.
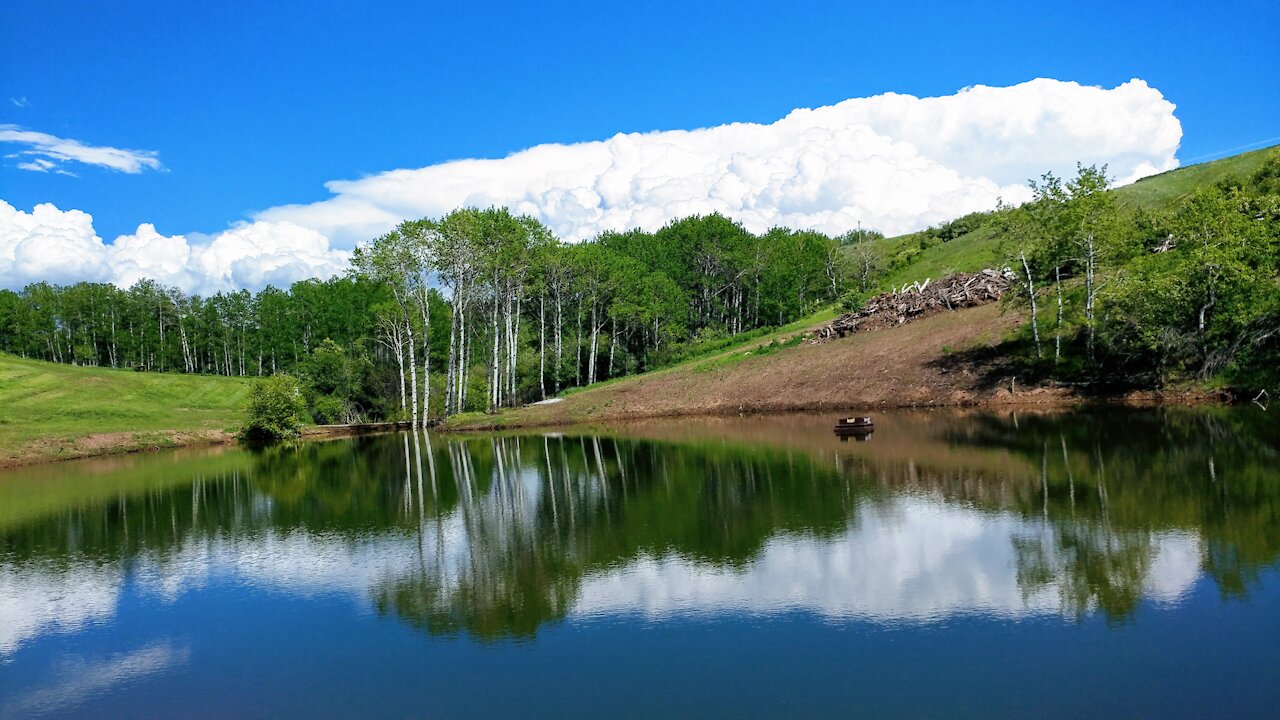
left=1, top=407, right=1278, bottom=657
left=2, top=641, right=189, bottom=718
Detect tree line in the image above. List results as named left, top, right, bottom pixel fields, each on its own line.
left=9, top=153, right=1272, bottom=420
left=0, top=211, right=854, bottom=423
left=995, top=153, right=1280, bottom=387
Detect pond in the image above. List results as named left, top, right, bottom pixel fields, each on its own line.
left=1, top=408, right=1278, bottom=718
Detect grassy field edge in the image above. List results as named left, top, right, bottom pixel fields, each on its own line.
left=0, top=353, right=251, bottom=468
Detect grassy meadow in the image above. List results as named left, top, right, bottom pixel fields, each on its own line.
left=0, top=353, right=251, bottom=466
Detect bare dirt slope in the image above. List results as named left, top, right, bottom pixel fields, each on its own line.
left=452, top=303, right=1056, bottom=430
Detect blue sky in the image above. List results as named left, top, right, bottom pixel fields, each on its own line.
left=1, top=0, right=1277, bottom=291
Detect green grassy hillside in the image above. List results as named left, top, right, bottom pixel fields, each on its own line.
left=865, top=145, right=1280, bottom=290
left=1116, top=146, right=1280, bottom=210
left=0, top=353, right=251, bottom=466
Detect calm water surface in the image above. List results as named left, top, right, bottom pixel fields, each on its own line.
left=1, top=408, right=1278, bottom=718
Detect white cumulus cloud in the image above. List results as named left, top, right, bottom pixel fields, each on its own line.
left=0, top=200, right=350, bottom=294
left=1, top=77, right=1181, bottom=291
left=258, top=77, right=1181, bottom=246
left=0, top=124, right=163, bottom=174
left=0, top=201, right=111, bottom=287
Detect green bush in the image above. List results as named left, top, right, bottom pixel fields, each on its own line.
left=750, top=334, right=805, bottom=357
left=839, top=288, right=875, bottom=312
left=656, top=325, right=777, bottom=366
left=241, top=373, right=306, bottom=443
left=310, top=394, right=347, bottom=425
left=300, top=337, right=376, bottom=423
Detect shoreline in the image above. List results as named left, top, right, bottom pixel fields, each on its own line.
left=2, top=299, right=1246, bottom=474
left=0, top=390, right=1239, bottom=471
left=439, top=387, right=1238, bottom=432
left=0, top=420, right=423, bottom=471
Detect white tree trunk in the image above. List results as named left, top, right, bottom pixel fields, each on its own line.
left=406, top=317, right=419, bottom=429
left=588, top=303, right=599, bottom=385
left=607, top=317, right=617, bottom=378
left=445, top=284, right=459, bottom=415
left=539, top=294, right=546, bottom=399
left=575, top=304, right=583, bottom=385
left=459, top=308, right=471, bottom=411
left=490, top=285, right=501, bottom=412
left=1084, top=233, right=1097, bottom=363
left=1021, top=251, right=1041, bottom=359
left=554, top=292, right=563, bottom=393
left=504, top=293, right=514, bottom=404
left=1055, top=266, right=1063, bottom=365
left=396, top=342, right=407, bottom=411
left=419, top=287, right=431, bottom=427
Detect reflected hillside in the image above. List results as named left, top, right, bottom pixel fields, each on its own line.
left=603, top=408, right=1280, bottom=606
left=959, top=408, right=1280, bottom=599
left=1, top=407, right=1277, bottom=650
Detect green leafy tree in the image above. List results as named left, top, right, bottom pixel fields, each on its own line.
left=241, top=373, right=306, bottom=442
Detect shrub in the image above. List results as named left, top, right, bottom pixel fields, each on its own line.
left=300, top=338, right=374, bottom=424
left=241, top=373, right=306, bottom=443
left=310, top=394, right=347, bottom=425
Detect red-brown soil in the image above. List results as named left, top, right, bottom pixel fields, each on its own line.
left=450, top=304, right=1079, bottom=430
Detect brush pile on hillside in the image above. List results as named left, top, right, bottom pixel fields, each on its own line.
left=819, top=268, right=1016, bottom=339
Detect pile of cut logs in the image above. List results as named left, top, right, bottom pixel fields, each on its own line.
left=818, top=268, right=1017, bottom=339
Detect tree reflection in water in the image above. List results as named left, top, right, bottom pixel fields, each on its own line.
left=1, top=406, right=1277, bottom=644
left=369, top=431, right=857, bottom=639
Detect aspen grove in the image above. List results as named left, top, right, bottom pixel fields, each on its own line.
left=0, top=209, right=849, bottom=423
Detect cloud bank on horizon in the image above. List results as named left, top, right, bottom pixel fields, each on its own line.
left=1, top=78, right=1181, bottom=294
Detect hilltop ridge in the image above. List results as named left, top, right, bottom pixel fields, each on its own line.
left=865, top=144, right=1279, bottom=290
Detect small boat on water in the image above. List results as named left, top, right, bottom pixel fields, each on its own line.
left=834, top=416, right=874, bottom=438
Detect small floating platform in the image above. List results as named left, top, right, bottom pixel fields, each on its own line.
left=834, top=416, right=874, bottom=434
